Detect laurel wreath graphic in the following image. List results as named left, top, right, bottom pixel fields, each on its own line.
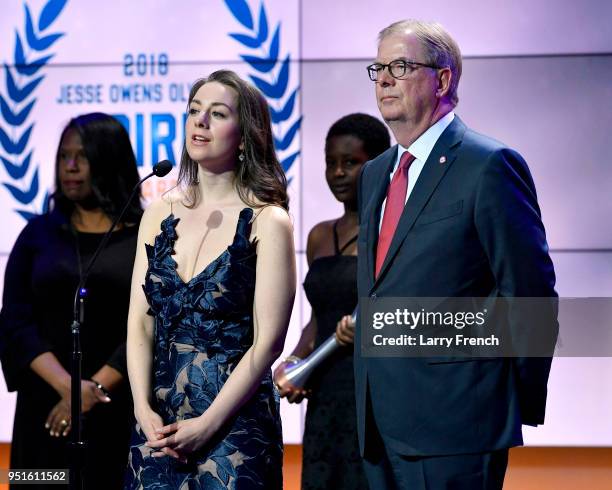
left=0, top=0, right=67, bottom=221
left=224, top=0, right=301, bottom=180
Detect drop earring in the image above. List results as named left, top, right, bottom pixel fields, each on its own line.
left=238, top=152, right=245, bottom=162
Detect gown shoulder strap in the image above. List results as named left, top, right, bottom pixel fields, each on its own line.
left=333, top=220, right=358, bottom=255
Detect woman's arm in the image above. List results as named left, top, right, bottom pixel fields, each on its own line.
left=0, top=221, right=109, bottom=437
left=148, top=206, right=296, bottom=461
left=126, top=200, right=166, bottom=441
left=286, top=315, right=317, bottom=360
left=286, top=221, right=325, bottom=359
left=0, top=222, right=55, bottom=391
left=94, top=338, right=128, bottom=393
left=273, top=222, right=326, bottom=401
left=29, top=352, right=71, bottom=397
left=90, top=364, right=123, bottom=393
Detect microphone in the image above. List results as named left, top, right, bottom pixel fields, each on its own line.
left=68, top=159, right=172, bottom=490
left=153, top=159, right=173, bottom=177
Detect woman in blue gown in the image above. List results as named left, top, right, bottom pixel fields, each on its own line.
left=124, top=70, right=296, bottom=489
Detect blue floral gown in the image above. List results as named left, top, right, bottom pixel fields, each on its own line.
left=125, top=208, right=283, bottom=489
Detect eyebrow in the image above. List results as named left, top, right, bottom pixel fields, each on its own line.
left=190, top=99, right=233, bottom=111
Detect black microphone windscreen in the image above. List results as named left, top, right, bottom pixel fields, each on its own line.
left=153, top=160, right=173, bottom=177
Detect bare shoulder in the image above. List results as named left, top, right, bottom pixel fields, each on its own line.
left=308, top=219, right=334, bottom=243
left=138, top=197, right=173, bottom=243
left=255, top=205, right=292, bottom=229
left=306, top=219, right=335, bottom=262
left=251, top=205, right=293, bottom=243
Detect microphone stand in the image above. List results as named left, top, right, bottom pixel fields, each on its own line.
left=68, top=162, right=171, bottom=489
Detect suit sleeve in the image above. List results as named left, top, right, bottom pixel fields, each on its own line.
left=474, top=147, right=558, bottom=426
left=0, top=223, right=52, bottom=391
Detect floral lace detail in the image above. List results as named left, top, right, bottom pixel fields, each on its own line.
left=125, top=208, right=282, bottom=489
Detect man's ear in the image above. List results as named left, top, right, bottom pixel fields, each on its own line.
left=436, top=68, right=452, bottom=98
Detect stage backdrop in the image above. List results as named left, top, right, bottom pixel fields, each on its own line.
left=1, top=0, right=611, bottom=445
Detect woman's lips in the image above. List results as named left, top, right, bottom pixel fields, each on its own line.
left=191, top=135, right=210, bottom=145
left=331, top=184, right=351, bottom=194
left=62, top=180, right=83, bottom=189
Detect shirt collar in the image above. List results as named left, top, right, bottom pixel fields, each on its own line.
left=397, top=111, right=455, bottom=163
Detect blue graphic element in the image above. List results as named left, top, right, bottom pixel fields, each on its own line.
left=0, top=125, right=34, bottom=155
left=270, top=87, right=297, bottom=123
left=240, top=24, right=280, bottom=73
left=25, top=5, right=64, bottom=51
left=1, top=152, right=32, bottom=180
left=1, top=0, right=67, bottom=220
left=274, top=116, right=302, bottom=151
left=3, top=167, right=39, bottom=203
left=224, top=0, right=301, bottom=181
left=4, top=65, right=44, bottom=101
left=39, top=0, right=68, bottom=31
left=14, top=33, right=55, bottom=76
left=225, top=0, right=254, bottom=30
left=0, top=96, right=36, bottom=126
left=250, top=55, right=290, bottom=98
left=280, top=151, right=299, bottom=173
left=151, top=113, right=177, bottom=164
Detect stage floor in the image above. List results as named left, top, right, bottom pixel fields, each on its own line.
left=1, top=444, right=611, bottom=488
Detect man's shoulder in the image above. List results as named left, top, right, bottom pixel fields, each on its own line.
left=461, top=125, right=509, bottom=154
left=456, top=119, right=525, bottom=163
left=362, top=145, right=397, bottom=176
left=455, top=122, right=533, bottom=188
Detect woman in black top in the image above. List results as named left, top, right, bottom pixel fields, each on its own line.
left=274, top=113, right=390, bottom=490
left=0, top=113, right=142, bottom=489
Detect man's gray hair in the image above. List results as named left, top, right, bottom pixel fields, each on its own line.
left=379, top=19, right=462, bottom=106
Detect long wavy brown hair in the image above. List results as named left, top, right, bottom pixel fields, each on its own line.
left=178, top=70, right=289, bottom=210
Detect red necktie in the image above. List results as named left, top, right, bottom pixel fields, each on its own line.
left=375, top=151, right=415, bottom=277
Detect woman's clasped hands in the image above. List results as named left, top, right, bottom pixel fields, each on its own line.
left=140, top=407, right=217, bottom=464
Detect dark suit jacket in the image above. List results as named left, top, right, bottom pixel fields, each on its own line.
left=355, top=115, right=558, bottom=457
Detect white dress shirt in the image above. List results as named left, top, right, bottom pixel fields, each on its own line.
left=379, top=112, right=455, bottom=230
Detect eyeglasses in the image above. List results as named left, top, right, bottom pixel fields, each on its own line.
left=366, top=59, right=442, bottom=81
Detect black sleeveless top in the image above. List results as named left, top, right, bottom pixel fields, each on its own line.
left=301, top=222, right=368, bottom=489
left=302, top=221, right=358, bottom=390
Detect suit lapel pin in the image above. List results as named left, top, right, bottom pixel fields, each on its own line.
left=439, top=156, right=447, bottom=164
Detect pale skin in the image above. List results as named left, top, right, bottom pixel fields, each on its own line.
left=375, top=30, right=454, bottom=147
left=275, top=30, right=454, bottom=404
left=127, top=81, right=296, bottom=463
left=329, top=31, right=455, bottom=366
left=30, top=129, right=124, bottom=438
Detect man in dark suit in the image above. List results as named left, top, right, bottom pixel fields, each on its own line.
left=352, top=19, right=558, bottom=489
